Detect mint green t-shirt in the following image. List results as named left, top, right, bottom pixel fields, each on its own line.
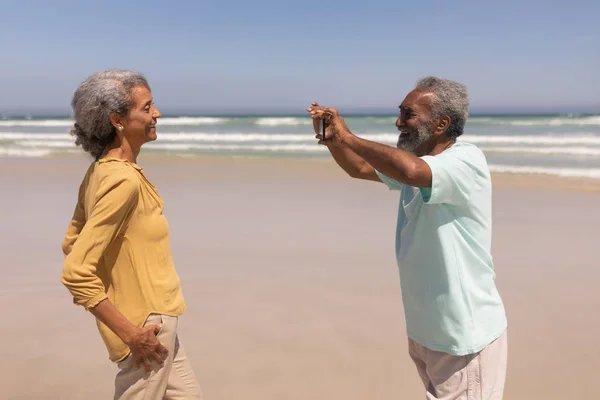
left=376, top=142, right=506, bottom=356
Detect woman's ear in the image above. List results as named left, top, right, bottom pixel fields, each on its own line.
left=110, top=112, right=124, bottom=132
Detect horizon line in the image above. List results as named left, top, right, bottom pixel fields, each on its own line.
left=1, top=109, right=599, bottom=118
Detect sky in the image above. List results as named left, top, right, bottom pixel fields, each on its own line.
left=0, top=0, right=599, bottom=115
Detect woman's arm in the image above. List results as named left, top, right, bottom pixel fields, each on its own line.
left=62, top=181, right=86, bottom=257
left=61, top=170, right=166, bottom=371
left=90, top=299, right=167, bottom=372
left=61, top=174, right=139, bottom=309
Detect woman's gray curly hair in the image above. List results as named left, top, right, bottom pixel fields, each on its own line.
left=70, top=69, right=150, bottom=160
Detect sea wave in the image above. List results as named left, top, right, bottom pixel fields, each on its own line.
left=0, top=117, right=314, bottom=127
left=0, top=131, right=394, bottom=143
left=1, top=114, right=599, bottom=128
left=156, top=133, right=313, bottom=142
left=0, top=147, right=53, bottom=157
left=17, top=140, right=75, bottom=148
left=470, top=116, right=600, bottom=127
left=0, top=120, right=73, bottom=127
left=465, top=134, right=600, bottom=146
left=508, top=116, right=600, bottom=127
left=480, top=146, right=600, bottom=156
left=0, top=132, right=71, bottom=140
left=0, top=117, right=230, bottom=128
left=489, top=165, right=600, bottom=179
left=3, top=138, right=600, bottom=180
left=146, top=143, right=326, bottom=152
left=7, top=139, right=328, bottom=153
left=152, top=132, right=394, bottom=142
left=4, top=131, right=600, bottom=147
left=157, top=117, right=228, bottom=125
left=254, top=117, right=312, bottom=126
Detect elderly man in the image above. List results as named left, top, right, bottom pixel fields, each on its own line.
left=307, top=77, right=507, bottom=399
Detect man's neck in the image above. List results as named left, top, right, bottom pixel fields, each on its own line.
left=430, top=140, right=456, bottom=156
left=416, top=139, right=456, bottom=157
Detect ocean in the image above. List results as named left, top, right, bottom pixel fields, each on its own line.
left=1, top=114, right=600, bottom=179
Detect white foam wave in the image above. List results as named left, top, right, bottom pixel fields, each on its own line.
left=509, top=116, right=600, bottom=127
left=464, top=135, right=600, bottom=146
left=152, top=132, right=600, bottom=147
left=468, top=118, right=494, bottom=123
left=17, top=140, right=75, bottom=148
left=0, top=131, right=393, bottom=143
left=0, top=117, right=229, bottom=128
left=0, top=133, right=71, bottom=140
left=156, top=132, right=395, bottom=143
left=0, top=115, right=598, bottom=128
left=489, top=165, right=600, bottom=179
left=146, top=143, right=327, bottom=152
left=153, top=132, right=600, bottom=147
left=255, top=118, right=311, bottom=126
left=480, top=146, right=600, bottom=156
left=468, top=116, right=600, bottom=127
left=156, top=132, right=312, bottom=142
left=0, top=120, right=73, bottom=127
left=158, top=117, right=228, bottom=125
left=0, top=147, right=53, bottom=157
left=4, top=131, right=600, bottom=148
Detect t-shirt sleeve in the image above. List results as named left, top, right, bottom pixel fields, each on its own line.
left=61, top=172, right=139, bottom=310
left=375, top=170, right=404, bottom=191
left=419, top=145, right=487, bottom=206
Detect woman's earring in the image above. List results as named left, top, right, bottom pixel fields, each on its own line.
left=118, top=126, right=124, bottom=131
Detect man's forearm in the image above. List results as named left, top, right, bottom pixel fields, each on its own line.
left=326, top=144, right=368, bottom=177
left=342, top=134, right=432, bottom=187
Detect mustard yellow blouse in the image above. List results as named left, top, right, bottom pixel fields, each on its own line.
left=61, top=157, right=186, bottom=362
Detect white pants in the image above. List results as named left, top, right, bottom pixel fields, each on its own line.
left=408, top=331, right=508, bottom=399
left=114, top=314, right=203, bottom=400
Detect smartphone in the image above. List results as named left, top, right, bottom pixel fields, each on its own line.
left=313, top=117, right=327, bottom=141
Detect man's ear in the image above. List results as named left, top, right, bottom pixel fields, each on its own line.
left=436, top=116, right=451, bottom=135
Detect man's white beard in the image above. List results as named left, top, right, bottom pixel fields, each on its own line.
left=396, top=123, right=434, bottom=153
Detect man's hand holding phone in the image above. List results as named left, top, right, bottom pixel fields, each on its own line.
left=306, top=102, right=352, bottom=147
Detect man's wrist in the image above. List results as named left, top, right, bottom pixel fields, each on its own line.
left=339, top=130, right=356, bottom=148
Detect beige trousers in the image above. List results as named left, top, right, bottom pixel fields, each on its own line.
left=114, top=314, right=203, bottom=400
left=408, top=331, right=507, bottom=400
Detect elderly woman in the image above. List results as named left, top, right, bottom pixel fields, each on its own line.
left=61, top=69, right=202, bottom=399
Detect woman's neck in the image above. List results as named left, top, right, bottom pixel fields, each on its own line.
left=103, top=139, right=139, bottom=163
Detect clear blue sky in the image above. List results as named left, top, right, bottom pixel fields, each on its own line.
left=1, top=0, right=598, bottom=114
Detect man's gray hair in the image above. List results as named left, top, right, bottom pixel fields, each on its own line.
left=70, top=69, right=150, bottom=159
left=415, top=77, right=469, bottom=139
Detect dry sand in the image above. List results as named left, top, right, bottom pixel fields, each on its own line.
left=1, top=155, right=599, bottom=399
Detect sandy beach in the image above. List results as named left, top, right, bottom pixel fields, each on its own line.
left=1, top=154, right=599, bottom=399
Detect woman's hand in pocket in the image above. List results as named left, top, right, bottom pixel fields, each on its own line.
left=124, top=324, right=168, bottom=373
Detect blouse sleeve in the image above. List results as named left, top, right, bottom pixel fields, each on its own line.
left=61, top=173, right=139, bottom=310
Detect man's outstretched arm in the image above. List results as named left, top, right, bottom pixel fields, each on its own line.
left=308, top=103, right=431, bottom=187
left=308, top=102, right=379, bottom=182
left=325, top=144, right=381, bottom=182
left=342, top=134, right=432, bottom=188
